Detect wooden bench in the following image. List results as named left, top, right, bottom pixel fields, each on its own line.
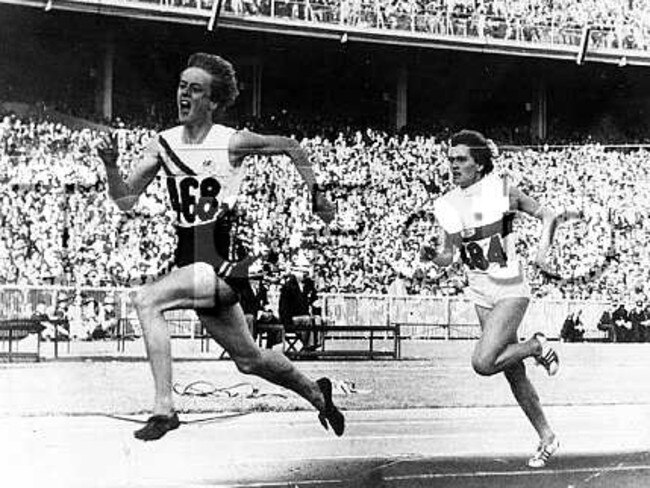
left=284, top=324, right=401, bottom=360
left=50, top=319, right=71, bottom=358
left=255, top=323, right=286, bottom=350
left=116, top=318, right=138, bottom=353
left=393, top=322, right=481, bottom=340
left=0, top=319, right=45, bottom=362
left=117, top=318, right=213, bottom=353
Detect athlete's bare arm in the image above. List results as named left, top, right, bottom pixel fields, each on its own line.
left=97, top=133, right=161, bottom=211
left=511, top=186, right=581, bottom=268
left=229, top=130, right=334, bottom=223
left=229, top=130, right=315, bottom=183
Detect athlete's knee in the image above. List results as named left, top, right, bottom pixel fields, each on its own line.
left=504, top=361, right=526, bottom=382
left=232, top=351, right=264, bottom=376
left=131, top=288, right=159, bottom=315
left=471, top=353, right=498, bottom=376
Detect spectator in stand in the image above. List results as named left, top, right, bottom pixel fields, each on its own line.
left=560, top=312, right=576, bottom=342
left=597, top=307, right=616, bottom=342
left=561, top=310, right=585, bottom=342
left=388, top=269, right=408, bottom=296
left=279, top=258, right=324, bottom=351
left=628, top=300, right=647, bottom=343
left=612, top=302, right=631, bottom=342
left=573, top=309, right=584, bottom=341
left=239, top=276, right=280, bottom=346
left=31, top=301, right=69, bottom=341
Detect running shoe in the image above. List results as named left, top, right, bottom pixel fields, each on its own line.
left=134, top=412, right=180, bottom=441
left=316, top=377, right=345, bottom=436
left=528, top=437, right=560, bottom=468
left=534, top=333, right=560, bottom=376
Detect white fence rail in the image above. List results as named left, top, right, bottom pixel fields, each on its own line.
left=0, top=285, right=609, bottom=340
left=322, top=293, right=609, bottom=339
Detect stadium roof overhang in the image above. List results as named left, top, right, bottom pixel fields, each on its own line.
left=4, top=0, right=650, bottom=67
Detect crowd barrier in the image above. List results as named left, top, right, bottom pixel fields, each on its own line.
left=322, top=293, right=609, bottom=339
left=0, top=285, right=609, bottom=341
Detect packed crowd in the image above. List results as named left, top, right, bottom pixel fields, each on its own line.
left=176, top=0, right=650, bottom=52
left=1, top=112, right=648, bottom=305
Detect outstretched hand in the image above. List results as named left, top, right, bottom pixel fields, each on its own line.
left=95, top=132, right=119, bottom=167
left=312, top=186, right=335, bottom=224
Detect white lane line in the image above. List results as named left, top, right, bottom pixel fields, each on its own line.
left=222, top=464, right=650, bottom=487
left=176, top=441, right=650, bottom=470
left=229, top=481, right=342, bottom=487
left=189, top=431, right=526, bottom=446
left=183, top=425, right=647, bottom=448
left=385, top=464, right=650, bottom=480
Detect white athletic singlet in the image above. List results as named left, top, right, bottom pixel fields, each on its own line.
left=156, top=124, right=242, bottom=228
left=433, top=173, right=523, bottom=281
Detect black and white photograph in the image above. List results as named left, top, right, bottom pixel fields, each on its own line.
left=0, top=0, right=649, bottom=486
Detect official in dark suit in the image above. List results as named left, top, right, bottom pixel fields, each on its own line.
left=240, top=278, right=280, bottom=345
left=279, top=265, right=323, bottom=351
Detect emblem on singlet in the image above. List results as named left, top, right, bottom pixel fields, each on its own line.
left=461, top=228, right=476, bottom=239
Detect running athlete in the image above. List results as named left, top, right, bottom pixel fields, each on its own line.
left=423, top=130, right=563, bottom=468
left=96, top=52, right=344, bottom=441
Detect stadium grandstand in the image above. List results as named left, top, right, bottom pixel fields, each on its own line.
left=0, top=0, right=649, bottom=342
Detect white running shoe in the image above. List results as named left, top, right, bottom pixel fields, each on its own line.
left=534, top=333, right=560, bottom=376
left=528, top=437, right=560, bottom=468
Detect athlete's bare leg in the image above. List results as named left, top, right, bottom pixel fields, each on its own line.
left=198, top=304, right=325, bottom=411
left=132, top=262, right=332, bottom=420
left=472, top=298, right=540, bottom=376
left=504, top=361, right=555, bottom=443
left=474, top=299, right=555, bottom=444
left=131, top=263, right=217, bottom=416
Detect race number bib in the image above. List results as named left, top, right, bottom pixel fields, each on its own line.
left=459, top=235, right=508, bottom=271
left=167, top=176, right=222, bottom=225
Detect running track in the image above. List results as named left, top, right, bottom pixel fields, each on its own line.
left=3, top=404, right=650, bottom=488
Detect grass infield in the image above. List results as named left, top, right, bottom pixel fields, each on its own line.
left=1, top=341, right=648, bottom=417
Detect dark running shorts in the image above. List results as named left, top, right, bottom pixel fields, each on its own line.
left=173, top=220, right=249, bottom=309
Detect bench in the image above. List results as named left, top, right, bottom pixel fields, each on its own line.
left=0, top=319, right=45, bottom=362
left=283, top=324, right=401, bottom=360
left=393, top=322, right=481, bottom=340
left=255, top=323, right=286, bottom=350
left=49, top=319, right=71, bottom=358
left=116, top=318, right=138, bottom=352
left=116, top=318, right=214, bottom=353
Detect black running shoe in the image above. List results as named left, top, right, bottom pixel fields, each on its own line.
left=316, top=378, right=345, bottom=437
left=134, top=413, right=180, bottom=441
